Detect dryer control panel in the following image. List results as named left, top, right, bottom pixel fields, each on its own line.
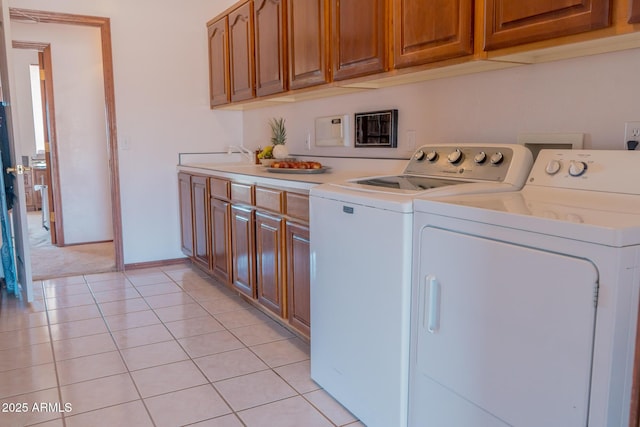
left=404, top=144, right=532, bottom=184
left=528, top=150, right=640, bottom=195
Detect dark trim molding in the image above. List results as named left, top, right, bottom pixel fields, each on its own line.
left=10, top=8, right=124, bottom=271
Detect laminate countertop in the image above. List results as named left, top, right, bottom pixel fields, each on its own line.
left=177, top=158, right=407, bottom=192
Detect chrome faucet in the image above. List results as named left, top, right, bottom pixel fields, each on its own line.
left=227, top=145, right=254, bottom=163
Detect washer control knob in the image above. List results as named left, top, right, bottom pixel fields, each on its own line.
left=545, top=160, right=562, bottom=175
left=425, top=150, right=438, bottom=162
left=447, top=149, right=463, bottom=164
left=489, top=152, right=504, bottom=165
left=474, top=151, right=487, bottom=164
left=413, top=150, right=426, bottom=161
left=568, top=160, right=587, bottom=177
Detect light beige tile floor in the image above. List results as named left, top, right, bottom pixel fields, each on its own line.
left=0, top=264, right=364, bottom=427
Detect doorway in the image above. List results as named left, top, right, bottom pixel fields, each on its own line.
left=9, top=8, right=124, bottom=278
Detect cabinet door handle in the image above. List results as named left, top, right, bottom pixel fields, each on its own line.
left=425, top=275, right=440, bottom=334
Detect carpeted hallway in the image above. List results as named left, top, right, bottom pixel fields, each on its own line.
left=28, top=211, right=116, bottom=280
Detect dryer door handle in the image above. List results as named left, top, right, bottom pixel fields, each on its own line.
left=424, top=275, right=441, bottom=333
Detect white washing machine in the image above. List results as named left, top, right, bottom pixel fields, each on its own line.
left=410, top=149, right=640, bottom=427
left=309, top=144, right=533, bottom=427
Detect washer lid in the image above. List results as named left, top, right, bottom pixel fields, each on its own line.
left=351, top=175, right=467, bottom=191
left=415, top=187, right=640, bottom=247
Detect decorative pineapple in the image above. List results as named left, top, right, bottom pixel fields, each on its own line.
left=270, top=117, right=289, bottom=159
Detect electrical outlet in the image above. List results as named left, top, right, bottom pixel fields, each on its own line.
left=624, top=121, right=640, bottom=150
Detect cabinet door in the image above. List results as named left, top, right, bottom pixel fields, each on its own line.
left=208, top=17, right=230, bottom=107
left=286, top=221, right=310, bottom=336
left=229, top=1, right=255, bottom=102
left=631, top=0, right=640, bottom=23
left=256, top=211, right=285, bottom=316
left=484, top=0, right=611, bottom=50
left=178, top=173, right=193, bottom=257
left=231, top=205, right=256, bottom=298
left=192, top=175, right=209, bottom=269
left=393, top=0, right=473, bottom=68
left=254, top=0, right=287, bottom=96
left=288, top=0, right=330, bottom=89
left=331, top=0, right=388, bottom=80
left=210, top=197, right=233, bottom=286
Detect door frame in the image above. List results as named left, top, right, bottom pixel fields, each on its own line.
left=10, top=7, right=124, bottom=271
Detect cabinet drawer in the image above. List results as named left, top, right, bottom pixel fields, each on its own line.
left=286, top=192, right=309, bottom=222
left=210, top=177, right=231, bottom=200
left=255, top=186, right=284, bottom=213
left=231, top=182, right=254, bottom=205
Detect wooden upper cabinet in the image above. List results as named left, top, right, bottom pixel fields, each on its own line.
left=229, top=1, right=255, bottom=102
left=393, top=0, right=473, bottom=68
left=254, top=0, right=288, bottom=96
left=288, top=0, right=330, bottom=89
left=208, top=17, right=230, bottom=107
left=484, top=0, right=612, bottom=50
left=331, top=0, right=388, bottom=80
left=631, top=0, right=640, bottom=23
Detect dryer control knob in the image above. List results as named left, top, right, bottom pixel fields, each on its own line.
left=545, top=160, right=562, bottom=175
left=474, top=151, right=487, bottom=164
left=489, top=152, right=504, bottom=165
left=414, top=150, right=426, bottom=161
left=447, top=149, right=463, bottom=164
left=425, top=151, right=438, bottom=162
left=568, top=161, right=587, bottom=177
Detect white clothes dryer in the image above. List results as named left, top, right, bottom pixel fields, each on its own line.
left=410, top=149, right=640, bottom=427
left=310, top=144, right=533, bottom=427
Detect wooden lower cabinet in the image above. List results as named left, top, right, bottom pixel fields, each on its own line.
left=178, top=172, right=194, bottom=257
left=192, top=175, right=209, bottom=269
left=256, top=210, right=286, bottom=316
left=231, top=204, right=257, bottom=297
left=210, top=197, right=233, bottom=286
left=179, top=172, right=311, bottom=338
left=286, top=221, right=310, bottom=336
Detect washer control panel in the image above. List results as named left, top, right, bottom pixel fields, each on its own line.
left=404, top=144, right=532, bottom=182
left=528, top=149, right=640, bottom=194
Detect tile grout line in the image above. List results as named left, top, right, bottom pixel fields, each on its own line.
left=79, top=272, right=159, bottom=427
left=131, top=269, right=312, bottom=426
left=40, top=277, right=76, bottom=427
left=34, top=266, right=350, bottom=426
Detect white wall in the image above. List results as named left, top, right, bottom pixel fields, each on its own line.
left=243, top=48, right=640, bottom=156
left=10, top=48, right=38, bottom=160
left=8, top=0, right=242, bottom=263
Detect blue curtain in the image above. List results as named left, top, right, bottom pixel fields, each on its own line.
left=0, top=102, right=18, bottom=296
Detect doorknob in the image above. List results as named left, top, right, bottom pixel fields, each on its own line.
left=6, top=165, right=31, bottom=175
